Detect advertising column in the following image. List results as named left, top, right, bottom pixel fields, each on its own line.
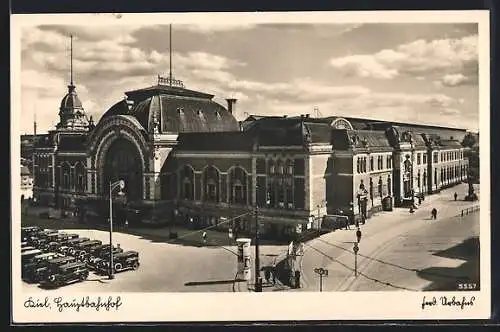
left=236, top=238, right=252, bottom=281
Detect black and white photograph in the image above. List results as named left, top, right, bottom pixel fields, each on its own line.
left=11, top=11, right=490, bottom=322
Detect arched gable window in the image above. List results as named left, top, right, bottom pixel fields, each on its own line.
left=203, top=166, right=220, bottom=202
left=229, top=166, right=247, bottom=205
left=179, top=165, right=195, bottom=200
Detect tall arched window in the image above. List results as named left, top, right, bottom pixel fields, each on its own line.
left=203, top=166, right=220, bottom=202
left=75, top=162, right=86, bottom=192
left=61, top=163, right=71, bottom=190
left=179, top=165, right=194, bottom=200
left=229, top=166, right=247, bottom=205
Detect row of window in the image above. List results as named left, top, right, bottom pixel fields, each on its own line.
left=416, top=152, right=427, bottom=165
left=440, top=150, right=463, bottom=163
left=356, top=155, right=392, bottom=174
left=256, top=158, right=305, bottom=176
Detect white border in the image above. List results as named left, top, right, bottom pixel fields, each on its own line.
left=11, top=10, right=491, bottom=322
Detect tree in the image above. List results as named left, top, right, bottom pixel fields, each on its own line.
left=462, top=132, right=478, bottom=148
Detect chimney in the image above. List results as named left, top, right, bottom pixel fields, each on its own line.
left=226, top=98, right=237, bottom=114
left=305, top=114, right=310, bottom=118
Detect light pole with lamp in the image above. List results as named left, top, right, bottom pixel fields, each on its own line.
left=109, top=179, right=125, bottom=280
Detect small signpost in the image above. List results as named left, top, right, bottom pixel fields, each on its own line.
left=314, top=267, right=329, bottom=292
left=353, top=243, right=359, bottom=277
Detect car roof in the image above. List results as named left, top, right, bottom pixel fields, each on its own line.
left=22, top=249, right=43, bottom=256
left=49, top=256, right=75, bottom=263
left=34, top=252, right=58, bottom=259
left=115, top=251, right=138, bottom=257
left=60, top=262, right=86, bottom=270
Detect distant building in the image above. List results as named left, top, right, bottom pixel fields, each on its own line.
left=20, top=165, right=33, bottom=201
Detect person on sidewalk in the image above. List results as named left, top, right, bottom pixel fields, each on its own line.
left=294, top=270, right=301, bottom=289
left=344, top=217, right=351, bottom=230
left=454, top=192, right=458, bottom=201
left=409, top=205, right=415, bottom=214
left=431, top=208, right=438, bottom=220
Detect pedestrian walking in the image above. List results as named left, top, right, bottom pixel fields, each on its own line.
left=431, top=208, right=438, bottom=220
left=454, top=192, right=458, bottom=201
left=418, top=196, right=422, bottom=205
left=409, top=205, right=414, bottom=213
left=345, top=216, right=351, bottom=230
left=272, top=264, right=277, bottom=285
left=202, top=231, right=207, bottom=244
left=294, top=270, right=301, bottom=289
left=264, top=267, right=271, bottom=284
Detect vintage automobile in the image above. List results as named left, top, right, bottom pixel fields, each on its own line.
left=88, top=244, right=124, bottom=261
left=21, top=226, right=42, bottom=241
left=87, top=257, right=105, bottom=270
left=97, top=251, right=140, bottom=274
left=57, top=245, right=71, bottom=255
left=21, top=249, right=43, bottom=267
left=64, top=237, right=90, bottom=252
left=21, top=242, right=30, bottom=249
left=57, top=233, right=79, bottom=245
left=29, top=231, right=60, bottom=248
left=41, top=262, right=90, bottom=288
left=73, top=240, right=103, bottom=261
left=33, top=256, right=78, bottom=283
left=22, top=252, right=64, bottom=282
left=69, top=240, right=102, bottom=257
left=41, top=241, right=61, bottom=253
left=22, top=245, right=37, bottom=253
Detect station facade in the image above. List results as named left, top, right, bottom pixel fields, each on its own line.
left=31, top=75, right=470, bottom=239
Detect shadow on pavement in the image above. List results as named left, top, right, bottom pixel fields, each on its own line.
left=418, top=236, right=480, bottom=291
left=184, top=279, right=242, bottom=286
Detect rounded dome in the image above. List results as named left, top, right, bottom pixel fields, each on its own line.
left=21, top=165, right=30, bottom=176
left=101, top=84, right=239, bottom=133
left=60, top=85, right=83, bottom=112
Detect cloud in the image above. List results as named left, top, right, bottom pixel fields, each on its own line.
left=438, top=73, right=476, bottom=87
left=329, top=34, right=478, bottom=82
left=176, top=23, right=256, bottom=34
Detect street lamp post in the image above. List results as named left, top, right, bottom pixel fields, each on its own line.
left=254, top=207, right=262, bottom=292
left=314, top=267, right=328, bottom=292
left=353, top=242, right=359, bottom=277
left=109, top=179, right=125, bottom=280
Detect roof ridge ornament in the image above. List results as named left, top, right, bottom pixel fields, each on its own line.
left=157, top=74, right=185, bottom=88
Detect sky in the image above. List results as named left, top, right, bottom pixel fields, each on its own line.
left=19, top=22, right=480, bottom=134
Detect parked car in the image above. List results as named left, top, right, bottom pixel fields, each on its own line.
left=57, top=233, right=79, bottom=245
left=33, top=256, right=78, bottom=283
left=22, top=246, right=37, bottom=253
left=87, top=257, right=104, bottom=270
left=21, top=226, right=41, bottom=241
left=89, top=244, right=124, bottom=261
left=21, top=249, right=43, bottom=266
left=22, top=252, right=64, bottom=282
left=69, top=240, right=102, bottom=257
left=30, top=231, right=59, bottom=247
left=21, top=242, right=29, bottom=248
left=64, top=237, right=90, bottom=251
left=41, top=262, right=90, bottom=288
left=57, top=245, right=71, bottom=255
left=41, top=241, right=61, bottom=253
left=97, top=251, right=140, bottom=274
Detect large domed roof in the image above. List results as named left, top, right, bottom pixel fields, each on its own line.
left=101, top=82, right=239, bottom=133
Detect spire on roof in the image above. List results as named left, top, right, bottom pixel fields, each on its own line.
left=157, top=24, right=185, bottom=88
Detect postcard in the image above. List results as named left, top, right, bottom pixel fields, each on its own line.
left=11, top=10, right=490, bottom=323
